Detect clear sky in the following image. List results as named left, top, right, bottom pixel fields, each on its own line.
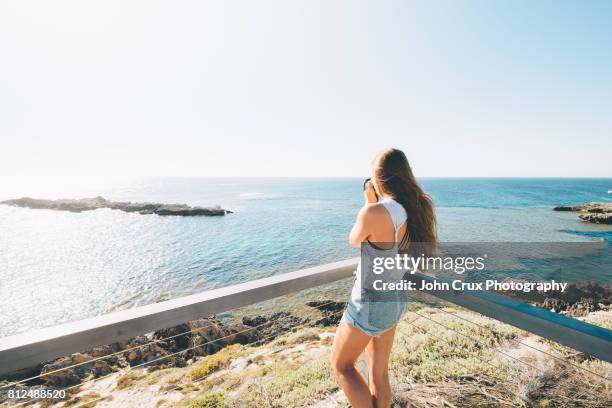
left=1, top=1, right=611, bottom=177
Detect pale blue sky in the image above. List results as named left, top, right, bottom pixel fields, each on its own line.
left=1, top=1, right=611, bottom=177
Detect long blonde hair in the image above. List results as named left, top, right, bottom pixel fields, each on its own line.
left=373, top=148, right=437, bottom=254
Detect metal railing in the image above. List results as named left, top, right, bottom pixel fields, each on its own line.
left=0, top=257, right=611, bottom=377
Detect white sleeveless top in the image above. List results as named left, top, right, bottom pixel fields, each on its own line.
left=350, top=198, right=408, bottom=306
left=379, top=198, right=408, bottom=244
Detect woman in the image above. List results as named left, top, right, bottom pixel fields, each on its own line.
left=331, top=148, right=437, bottom=408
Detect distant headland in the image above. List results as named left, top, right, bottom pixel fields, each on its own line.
left=0, top=196, right=231, bottom=216
left=553, top=202, right=612, bottom=224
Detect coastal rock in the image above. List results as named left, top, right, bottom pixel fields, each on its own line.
left=90, top=360, right=113, bottom=378
left=152, top=323, right=191, bottom=353
left=154, top=204, right=225, bottom=216
left=561, top=282, right=611, bottom=306
left=109, top=201, right=160, bottom=214
left=553, top=202, right=612, bottom=224
left=0, top=364, right=42, bottom=384
left=306, top=300, right=346, bottom=326
left=242, top=312, right=310, bottom=345
left=40, top=353, right=95, bottom=386
left=542, top=297, right=568, bottom=313
left=226, top=323, right=259, bottom=345
left=90, top=343, right=123, bottom=359
left=565, top=298, right=596, bottom=317
left=499, top=280, right=611, bottom=314
left=6, top=308, right=313, bottom=389
left=579, top=213, right=612, bottom=224
left=88, top=343, right=127, bottom=369
left=188, top=318, right=230, bottom=356
left=1, top=196, right=109, bottom=213
left=1, top=196, right=229, bottom=216
left=123, top=336, right=186, bottom=369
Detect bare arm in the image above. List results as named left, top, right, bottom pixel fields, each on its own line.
left=349, top=180, right=380, bottom=248
left=349, top=205, right=373, bottom=247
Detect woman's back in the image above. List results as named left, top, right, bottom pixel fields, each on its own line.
left=346, top=197, right=409, bottom=337
left=332, top=148, right=437, bottom=408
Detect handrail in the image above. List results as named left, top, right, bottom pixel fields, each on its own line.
left=0, top=257, right=611, bottom=376
left=0, top=258, right=358, bottom=374
left=409, top=272, right=612, bottom=363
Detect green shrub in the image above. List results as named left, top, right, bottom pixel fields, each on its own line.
left=189, top=392, right=226, bottom=408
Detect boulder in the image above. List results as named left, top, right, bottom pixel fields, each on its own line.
left=123, top=336, right=186, bottom=369
left=226, top=323, right=258, bottom=345
left=40, top=353, right=94, bottom=386
left=306, top=300, right=346, bottom=327
left=88, top=343, right=126, bottom=368
left=542, top=297, right=568, bottom=313
left=242, top=312, right=310, bottom=345
left=553, top=206, right=577, bottom=211
left=566, top=298, right=596, bottom=317
left=189, top=318, right=230, bottom=356
left=90, top=360, right=113, bottom=378
left=153, top=323, right=191, bottom=353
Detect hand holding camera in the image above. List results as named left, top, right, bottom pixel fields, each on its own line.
left=363, top=178, right=379, bottom=203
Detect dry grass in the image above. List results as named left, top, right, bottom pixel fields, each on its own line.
left=389, top=308, right=612, bottom=408
left=42, top=306, right=610, bottom=408
left=240, top=359, right=338, bottom=407
left=116, top=370, right=147, bottom=390
left=190, top=344, right=245, bottom=380
left=62, top=392, right=113, bottom=408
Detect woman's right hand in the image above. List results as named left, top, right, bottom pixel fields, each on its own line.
left=364, top=180, right=378, bottom=204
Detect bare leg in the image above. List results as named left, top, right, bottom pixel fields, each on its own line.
left=331, top=317, right=374, bottom=408
left=365, top=325, right=397, bottom=408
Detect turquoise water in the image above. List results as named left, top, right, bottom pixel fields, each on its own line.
left=0, top=177, right=611, bottom=337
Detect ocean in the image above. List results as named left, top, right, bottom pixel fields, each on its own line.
left=0, top=177, right=611, bottom=337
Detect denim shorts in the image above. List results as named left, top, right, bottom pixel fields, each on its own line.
left=347, top=226, right=408, bottom=337
left=344, top=296, right=407, bottom=337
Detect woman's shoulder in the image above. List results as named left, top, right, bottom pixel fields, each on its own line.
left=381, top=198, right=407, bottom=218
left=358, top=202, right=390, bottom=220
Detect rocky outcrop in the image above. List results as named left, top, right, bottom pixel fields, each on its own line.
left=579, top=212, right=612, bottom=224
left=553, top=202, right=612, bottom=224
left=0, top=196, right=230, bottom=216
left=498, top=280, right=611, bottom=317
left=1, top=307, right=324, bottom=388
left=242, top=312, right=310, bottom=346
left=306, top=300, right=346, bottom=326
left=39, top=352, right=116, bottom=387
left=186, top=318, right=233, bottom=356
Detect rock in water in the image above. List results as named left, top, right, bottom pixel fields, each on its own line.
left=154, top=204, right=225, bottom=216
left=579, top=212, right=612, bottom=224
left=553, top=202, right=612, bottom=224
left=1, top=196, right=229, bottom=216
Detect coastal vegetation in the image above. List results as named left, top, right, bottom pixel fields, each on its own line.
left=1, top=300, right=609, bottom=408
